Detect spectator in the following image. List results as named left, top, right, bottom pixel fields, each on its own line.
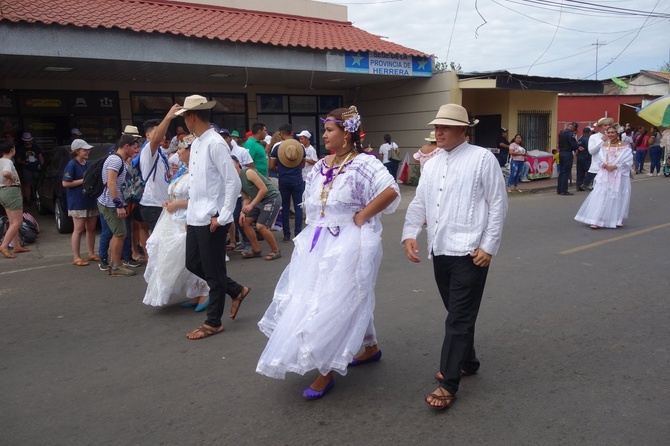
left=379, top=133, right=400, bottom=179
left=496, top=128, right=510, bottom=167
left=0, top=138, right=29, bottom=259
left=557, top=122, right=578, bottom=195
left=646, top=126, right=662, bottom=176
left=15, top=132, right=43, bottom=205
left=244, top=123, right=269, bottom=176
left=507, top=134, right=526, bottom=192
left=62, top=139, right=100, bottom=266
left=413, top=131, right=444, bottom=172
left=575, top=126, right=592, bottom=191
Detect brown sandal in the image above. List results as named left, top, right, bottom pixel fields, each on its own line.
left=73, top=258, right=90, bottom=266
left=229, top=287, right=251, bottom=320
left=425, top=391, right=455, bottom=410
left=264, top=251, right=282, bottom=261
left=186, top=324, right=224, bottom=340
left=1, top=247, right=16, bottom=259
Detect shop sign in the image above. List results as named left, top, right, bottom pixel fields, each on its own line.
left=345, top=52, right=432, bottom=77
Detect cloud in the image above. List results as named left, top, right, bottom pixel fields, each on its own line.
left=334, top=0, right=670, bottom=79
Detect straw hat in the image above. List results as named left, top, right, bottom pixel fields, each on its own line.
left=174, top=95, right=216, bottom=116
left=428, top=104, right=479, bottom=127
left=593, top=117, right=614, bottom=127
left=122, top=125, right=142, bottom=138
left=424, top=131, right=436, bottom=142
left=277, top=139, right=304, bottom=168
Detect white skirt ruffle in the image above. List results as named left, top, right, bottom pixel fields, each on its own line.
left=256, top=222, right=382, bottom=379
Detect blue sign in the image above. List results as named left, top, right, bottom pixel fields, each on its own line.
left=345, top=52, right=432, bottom=77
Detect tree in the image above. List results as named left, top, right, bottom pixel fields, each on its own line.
left=434, top=59, right=462, bottom=73
left=658, top=61, right=670, bottom=73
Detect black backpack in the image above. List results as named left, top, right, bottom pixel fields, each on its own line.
left=82, top=153, right=124, bottom=199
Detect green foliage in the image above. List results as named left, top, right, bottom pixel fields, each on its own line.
left=434, top=59, right=462, bottom=73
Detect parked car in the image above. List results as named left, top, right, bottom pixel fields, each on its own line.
left=35, top=143, right=114, bottom=233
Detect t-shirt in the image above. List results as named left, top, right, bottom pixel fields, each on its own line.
left=240, top=167, right=280, bottom=201
left=97, top=153, right=127, bottom=208
left=496, top=136, right=510, bottom=157
left=379, top=142, right=398, bottom=164
left=244, top=137, right=268, bottom=176
left=62, top=159, right=97, bottom=210
left=0, top=157, right=20, bottom=187
left=302, top=145, right=318, bottom=181
left=17, top=144, right=42, bottom=171
left=139, top=145, right=170, bottom=207
left=230, top=142, right=253, bottom=167
left=270, top=142, right=305, bottom=185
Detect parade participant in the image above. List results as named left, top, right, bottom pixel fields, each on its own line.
left=575, top=124, right=633, bottom=229
left=402, top=103, right=508, bottom=411
left=256, top=106, right=400, bottom=400
left=413, top=131, right=444, bottom=172
left=585, top=117, right=614, bottom=190
left=142, top=135, right=209, bottom=310
left=175, top=96, right=249, bottom=340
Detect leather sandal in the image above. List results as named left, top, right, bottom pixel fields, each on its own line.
left=229, top=287, right=251, bottom=320
left=425, top=390, right=455, bottom=410
left=241, top=249, right=262, bottom=259
left=1, top=247, right=16, bottom=259
left=73, top=258, right=89, bottom=266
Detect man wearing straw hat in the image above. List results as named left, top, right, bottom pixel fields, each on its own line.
left=402, top=103, right=508, bottom=411
left=584, top=116, right=614, bottom=190
left=172, top=95, right=249, bottom=340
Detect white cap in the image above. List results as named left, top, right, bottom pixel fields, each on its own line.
left=71, top=139, right=93, bottom=151
left=71, top=128, right=82, bottom=136
left=296, top=130, right=312, bottom=139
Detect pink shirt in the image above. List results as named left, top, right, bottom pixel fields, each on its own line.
left=509, top=142, right=526, bottom=162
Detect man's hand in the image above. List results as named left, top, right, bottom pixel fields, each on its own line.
left=117, top=207, right=127, bottom=219
left=403, top=238, right=421, bottom=263
left=209, top=216, right=221, bottom=233
left=241, top=204, right=253, bottom=214
left=471, top=248, right=492, bottom=267
left=167, top=104, right=183, bottom=119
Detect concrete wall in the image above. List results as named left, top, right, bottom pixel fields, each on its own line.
left=177, top=0, right=348, bottom=21
left=626, top=74, right=670, bottom=96
left=354, top=71, right=456, bottom=156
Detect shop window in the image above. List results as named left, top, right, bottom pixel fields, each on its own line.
left=518, top=111, right=551, bottom=151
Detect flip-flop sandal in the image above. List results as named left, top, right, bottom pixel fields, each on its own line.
left=73, top=258, right=89, bottom=266
left=186, top=324, right=224, bottom=340
left=425, top=392, right=455, bottom=410
left=265, top=251, right=282, bottom=261
left=241, top=249, right=262, bottom=259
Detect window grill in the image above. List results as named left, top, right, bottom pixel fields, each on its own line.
left=517, top=110, right=551, bottom=151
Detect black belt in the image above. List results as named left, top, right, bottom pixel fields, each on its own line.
left=2, top=184, right=20, bottom=188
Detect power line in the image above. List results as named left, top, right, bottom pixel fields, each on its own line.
left=526, top=0, right=564, bottom=75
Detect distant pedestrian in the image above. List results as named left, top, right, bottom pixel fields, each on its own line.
left=557, top=122, right=578, bottom=195
left=379, top=134, right=400, bottom=179
left=575, top=126, right=592, bottom=191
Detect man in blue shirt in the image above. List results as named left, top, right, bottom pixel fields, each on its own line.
left=269, top=123, right=305, bottom=242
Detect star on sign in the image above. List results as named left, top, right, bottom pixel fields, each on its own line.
left=351, top=53, right=364, bottom=66
left=417, top=59, right=428, bottom=70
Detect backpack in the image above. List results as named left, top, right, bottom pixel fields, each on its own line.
left=123, top=153, right=159, bottom=204
left=82, top=153, right=124, bottom=199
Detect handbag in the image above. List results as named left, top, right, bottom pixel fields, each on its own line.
left=387, top=143, right=401, bottom=162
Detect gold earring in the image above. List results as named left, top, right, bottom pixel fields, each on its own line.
left=343, top=140, right=348, bottom=148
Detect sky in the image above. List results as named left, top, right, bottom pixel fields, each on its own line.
left=326, top=0, right=670, bottom=80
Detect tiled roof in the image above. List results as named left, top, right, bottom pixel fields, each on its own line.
left=641, top=70, right=670, bottom=81
left=0, top=0, right=429, bottom=57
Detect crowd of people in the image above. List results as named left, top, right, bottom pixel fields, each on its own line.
left=7, top=95, right=667, bottom=412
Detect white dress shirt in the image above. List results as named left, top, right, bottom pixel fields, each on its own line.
left=302, top=144, right=318, bottom=181
left=588, top=132, right=606, bottom=174
left=402, top=142, right=508, bottom=258
left=187, top=128, right=241, bottom=226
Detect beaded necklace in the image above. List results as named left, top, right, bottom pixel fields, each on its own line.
left=319, top=151, right=356, bottom=217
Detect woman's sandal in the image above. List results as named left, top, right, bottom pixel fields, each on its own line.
left=88, top=255, right=101, bottom=262
left=185, top=324, right=224, bottom=340
left=241, top=249, right=262, bottom=259
left=73, top=258, right=89, bottom=266
left=425, top=391, right=455, bottom=411
left=1, top=247, right=16, bottom=259
left=265, top=251, right=282, bottom=261
left=230, top=287, right=251, bottom=320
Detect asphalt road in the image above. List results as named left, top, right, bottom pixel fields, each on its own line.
left=2, top=177, right=669, bottom=445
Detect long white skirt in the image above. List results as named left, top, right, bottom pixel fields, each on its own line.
left=142, top=209, right=209, bottom=306
left=575, top=172, right=631, bottom=228
left=256, top=223, right=381, bottom=379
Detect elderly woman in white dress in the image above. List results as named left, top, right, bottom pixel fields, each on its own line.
left=256, top=106, right=400, bottom=400
left=142, top=135, right=209, bottom=310
left=575, top=124, right=633, bottom=229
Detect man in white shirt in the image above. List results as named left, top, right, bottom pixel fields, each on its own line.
left=402, top=103, right=508, bottom=411
left=172, top=96, right=249, bottom=340
left=139, top=119, right=170, bottom=231
left=297, top=130, right=318, bottom=182
left=585, top=116, right=613, bottom=190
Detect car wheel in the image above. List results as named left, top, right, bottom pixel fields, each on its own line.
left=35, top=190, right=50, bottom=215
left=55, top=199, right=73, bottom=234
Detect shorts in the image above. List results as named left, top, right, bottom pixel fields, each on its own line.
left=131, top=204, right=143, bottom=221
left=68, top=208, right=99, bottom=218
left=247, top=195, right=281, bottom=228
left=140, top=204, right=163, bottom=231
left=98, top=203, right=127, bottom=237
left=0, top=186, right=23, bottom=211
left=22, top=169, right=39, bottom=185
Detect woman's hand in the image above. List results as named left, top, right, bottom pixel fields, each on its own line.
left=353, top=212, right=367, bottom=227
left=165, top=202, right=179, bottom=213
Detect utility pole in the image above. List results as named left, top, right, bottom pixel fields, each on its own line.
left=592, top=40, right=606, bottom=80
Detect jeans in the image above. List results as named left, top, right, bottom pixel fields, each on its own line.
left=233, top=196, right=249, bottom=244
left=649, top=146, right=662, bottom=174
left=279, top=181, right=304, bottom=239
left=384, top=160, right=399, bottom=180
left=635, top=150, right=647, bottom=173
left=507, top=160, right=524, bottom=188
left=98, top=211, right=132, bottom=261
left=575, top=156, right=591, bottom=188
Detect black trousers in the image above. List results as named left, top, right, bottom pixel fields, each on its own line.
left=557, top=151, right=573, bottom=194
left=186, top=224, right=243, bottom=328
left=575, top=157, right=591, bottom=188
left=433, top=254, right=489, bottom=395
